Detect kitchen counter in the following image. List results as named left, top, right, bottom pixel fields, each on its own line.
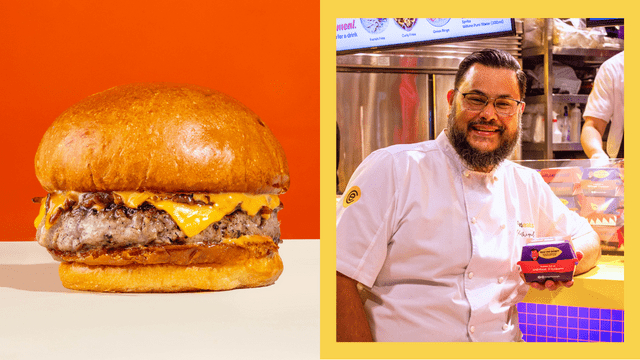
left=523, top=254, right=624, bottom=309
left=0, top=240, right=319, bottom=360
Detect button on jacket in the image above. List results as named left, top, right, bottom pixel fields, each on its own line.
left=336, top=131, right=595, bottom=342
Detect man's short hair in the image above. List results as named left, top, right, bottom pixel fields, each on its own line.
left=454, top=49, right=527, bottom=100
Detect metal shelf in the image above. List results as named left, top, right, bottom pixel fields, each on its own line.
left=524, top=94, right=590, bottom=105
left=552, top=142, right=584, bottom=151
left=522, top=46, right=622, bottom=59
left=522, top=141, right=584, bottom=153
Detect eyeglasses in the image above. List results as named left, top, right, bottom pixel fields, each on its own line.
left=454, top=89, right=524, bottom=116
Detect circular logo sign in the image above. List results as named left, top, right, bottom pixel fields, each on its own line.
left=539, top=247, right=562, bottom=259
left=360, top=18, right=389, bottom=34
left=394, top=18, right=417, bottom=31
left=343, top=186, right=361, bottom=207
left=426, top=18, right=450, bottom=27
left=592, top=170, right=609, bottom=179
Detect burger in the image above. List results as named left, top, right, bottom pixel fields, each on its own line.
left=33, top=83, right=289, bottom=292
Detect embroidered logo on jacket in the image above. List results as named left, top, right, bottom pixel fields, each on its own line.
left=343, top=186, right=361, bottom=207
left=516, top=221, right=535, bottom=238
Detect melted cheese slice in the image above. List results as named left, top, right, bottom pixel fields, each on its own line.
left=115, top=191, right=156, bottom=208
left=119, top=192, right=280, bottom=237
left=220, top=235, right=273, bottom=246
left=35, top=191, right=80, bottom=229
left=35, top=191, right=280, bottom=239
left=34, top=199, right=46, bottom=229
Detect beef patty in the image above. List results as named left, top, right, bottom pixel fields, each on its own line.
left=35, top=192, right=282, bottom=253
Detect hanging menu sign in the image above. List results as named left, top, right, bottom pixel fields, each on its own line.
left=337, top=18, right=515, bottom=54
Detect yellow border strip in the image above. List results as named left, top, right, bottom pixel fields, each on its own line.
left=322, top=5, right=636, bottom=359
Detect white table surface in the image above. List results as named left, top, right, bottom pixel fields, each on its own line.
left=0, top=240, right=319, bottom=360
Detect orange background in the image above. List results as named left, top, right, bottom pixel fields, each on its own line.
left=0, top=1, right=319, bottom=241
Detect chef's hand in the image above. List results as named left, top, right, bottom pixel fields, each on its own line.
left=590, top=153, right=610, bottom=168
left=528, top=279, right=573, bottom=291
left=523, top=251, right=584, bottom=291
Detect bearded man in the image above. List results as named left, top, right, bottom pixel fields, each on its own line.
left=336, top=49, right=601, bottom=342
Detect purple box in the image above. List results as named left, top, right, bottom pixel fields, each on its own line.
left=517, top=237, right=578, bottom=283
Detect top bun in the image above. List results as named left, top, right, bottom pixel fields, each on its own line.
left=35, top=83, right=289, bottom=194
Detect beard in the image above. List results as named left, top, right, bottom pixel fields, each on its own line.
left=446, top=106, right=521, bottom=172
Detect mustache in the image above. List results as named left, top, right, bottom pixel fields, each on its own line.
left=467, top=119, right=505, bottom=133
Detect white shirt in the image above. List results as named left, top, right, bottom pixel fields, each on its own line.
left=336, top=131, right=595, bottom=342
left=583, top=51, right=624, bottom=157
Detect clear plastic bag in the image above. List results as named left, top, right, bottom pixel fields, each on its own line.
left=522, top=18, right=623, bottom=50
left=553, top=18, right=623, bottom=49
left=528, top=62, right=581, bottom=94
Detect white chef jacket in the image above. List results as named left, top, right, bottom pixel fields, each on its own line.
left=336, top=131, right=595, bottom=342
left=583, top=51, right=624, bottom=158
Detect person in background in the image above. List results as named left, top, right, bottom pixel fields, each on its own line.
left=336, top=49, right=600, bottom=342
left=581, top=51, right=624, bottom=165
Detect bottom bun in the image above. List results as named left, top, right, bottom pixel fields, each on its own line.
left=58, top=253, right=283, bottom=292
